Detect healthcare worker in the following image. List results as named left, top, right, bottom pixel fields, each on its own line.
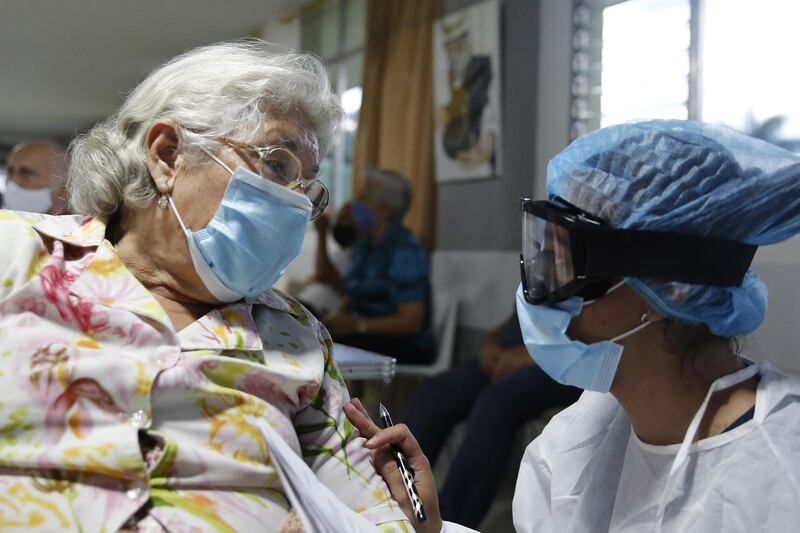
left=344, top=120, right=800, bottom=532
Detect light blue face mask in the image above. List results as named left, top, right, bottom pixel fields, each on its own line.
left=169, top=161, right=312, bottom=302
left=514, top=282, right=652, bottom=392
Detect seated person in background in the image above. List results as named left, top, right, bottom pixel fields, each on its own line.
left=405, top=304, right=582, bottom=529
left=296, top=202, right=357, bottom=319
left=325, top=168, right=434, bottom=365
left=3, top=140, right=68, bottom=214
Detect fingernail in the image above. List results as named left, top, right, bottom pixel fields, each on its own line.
left=365, top=438, right=375, bottom=447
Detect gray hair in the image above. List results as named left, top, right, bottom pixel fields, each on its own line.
left=364, top=168, right=412, bottom=222
left=67, top=40, right=342, bottom=215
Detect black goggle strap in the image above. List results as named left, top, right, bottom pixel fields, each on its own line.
left=581, top=226, right=758, bottom=287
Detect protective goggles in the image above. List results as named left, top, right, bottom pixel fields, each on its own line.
left=519, top=196, right=758, bottom=305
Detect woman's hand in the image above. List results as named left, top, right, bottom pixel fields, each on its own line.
left=344, top=398, right=443, bottom=533
left=490, top=347, right=535, bottom=382
left=314, top=210, right=332, bottom=235
left=325, top=313, right=358, bottom=337
left=478, top=340, right=503, bottom=377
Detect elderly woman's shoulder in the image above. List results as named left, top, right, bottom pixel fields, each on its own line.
left=0, top=212, right=84, bottom=295
left=0, top=210, right=85, bottom=234
left=0, top=210, right=56, bottom=247
left=0, top=211, right=99, bottom=265
left=249, top=288, right=333, bottom=363
left=250, top=287, right=325, bottom=332
left=0, top=209, right=48, bottom=229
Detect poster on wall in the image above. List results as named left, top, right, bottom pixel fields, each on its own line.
left=433, top=0, right=502, bottom=182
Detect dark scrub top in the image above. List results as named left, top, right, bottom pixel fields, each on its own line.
left=344, top=223, right=434, bottom=354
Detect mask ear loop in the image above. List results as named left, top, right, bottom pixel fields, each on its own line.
left=162, top=144, right=234, bottom=227
left=167, top=196, right=191, bottom=236
left=200, top=145, right=234, bottom=175
left=610, top=310, right=655, bottom=343
left=582, top=280, right=628, bottom=307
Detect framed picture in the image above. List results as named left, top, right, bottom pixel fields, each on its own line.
left=433, top=0, right=502, bottom=182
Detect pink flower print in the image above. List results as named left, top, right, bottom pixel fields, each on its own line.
left=15, top=314, right=40, bottom=328
left=151, top=356, right=206, bottom=398
left=321, top=379, right=345, bottom=414
left=38, top=260, right=77, bottom=319
left=242, top=371, right=293, bottom=408
left=71, top=297, right=109, bottom=335
left=38, top=261, right=109, bottom=335
left=44, top=378, right=120, bottom=443
left=200, top=359, right=221, bottom=372
left=15, top=297, right=46, bottom=317
left=30, top=341, right=76, bottom=394
left=76, top=274, right=151, bottom=310
left=296, top=381, right=321, bottom=408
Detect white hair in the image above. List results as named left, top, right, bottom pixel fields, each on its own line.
left=67, top=40, right=342, bottom=215
left=365, top=168, right=412, bottom=222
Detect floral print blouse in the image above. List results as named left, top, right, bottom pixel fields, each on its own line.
left=0, top=210, right=409, bottom=532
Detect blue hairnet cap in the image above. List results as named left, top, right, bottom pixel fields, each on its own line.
left=547, top=119, right=800, bottom=336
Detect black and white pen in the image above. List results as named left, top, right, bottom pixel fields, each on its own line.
left=378, top=403, right=427, bottom=523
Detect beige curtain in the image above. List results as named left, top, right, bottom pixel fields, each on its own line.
left=354, top=0, right=443, bottom=251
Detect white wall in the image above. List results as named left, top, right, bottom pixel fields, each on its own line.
left=260, top=18, right=301, bottom=50
left=534, top=0, right=573, bottom=200
left=746, top=238, right=800, bottom=373
left=431, top=250, right=520, bottom=330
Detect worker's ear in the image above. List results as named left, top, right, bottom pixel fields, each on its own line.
left=145, top=120, right=182, bottom=194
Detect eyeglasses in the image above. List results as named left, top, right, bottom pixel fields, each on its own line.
left=214, top=136, right=329, bottom=220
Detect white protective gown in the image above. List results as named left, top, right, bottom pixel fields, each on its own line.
left=443, top=361, right=800, bottom=533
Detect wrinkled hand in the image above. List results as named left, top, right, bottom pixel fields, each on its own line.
left=325, top=313, right=358, bottom=338
left=343, top=398, right=442, bottom=533
left=314, top=210, right=332, bottom=234
left=490, top=347, right=535, bottom=382
left=478, top=341, right=503, bottom=377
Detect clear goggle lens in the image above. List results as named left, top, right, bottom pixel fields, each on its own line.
left=522, top=210, right=576, bottom=301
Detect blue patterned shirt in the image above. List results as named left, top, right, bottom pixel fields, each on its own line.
left=344, top=224, right=433, bottom=352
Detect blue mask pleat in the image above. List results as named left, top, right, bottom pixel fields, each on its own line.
left=515, top=284, right=623, bottom=393
left=184, top=167, right=311, bottom=300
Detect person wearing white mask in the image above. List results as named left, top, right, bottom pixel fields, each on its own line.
left=3, top=140, right=68, bottom=214
left=344, top=120, right=800, bottom=532
left=0, top=41, right=411, bottom=532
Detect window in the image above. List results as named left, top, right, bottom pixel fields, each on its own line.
left=570, top=0, right=800, bottom=151
left=701, top=0, right=800, bottom=150
left=570, top=0, right=694, bottom=139
left=301, top=0, right=365, bottom=207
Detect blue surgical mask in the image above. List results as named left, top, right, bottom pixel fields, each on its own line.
left=515, top=282, right=652, bottom=392
left=350, top=201, right=377, bottom=231
left=169, top=165, right=312, bottom=302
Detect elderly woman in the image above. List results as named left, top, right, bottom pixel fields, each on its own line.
left=325, top=169, right=434, bottom=365
left=345, top=120, right=800, bottom=532
left=0, top=41, right=409, bottom=532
